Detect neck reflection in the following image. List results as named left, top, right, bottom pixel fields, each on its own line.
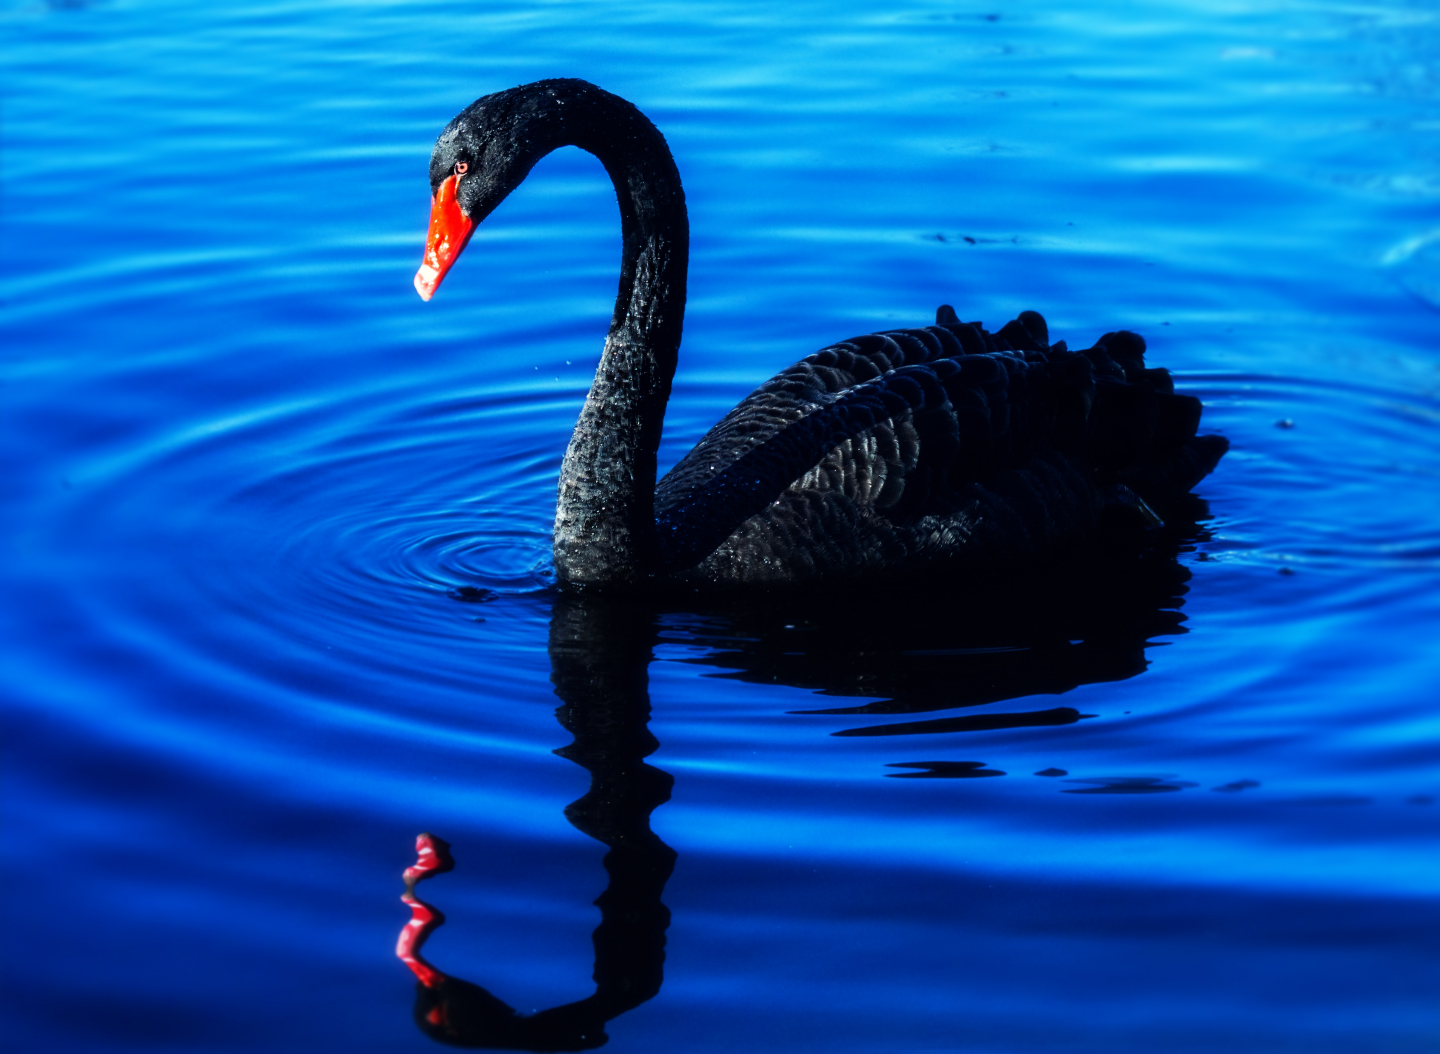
left=403, top=596, right=675, bottom=1050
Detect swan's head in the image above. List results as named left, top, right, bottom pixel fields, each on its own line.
left=413, top=124, right=482, bottom=301
left=414, top=80, right=595, bottom=301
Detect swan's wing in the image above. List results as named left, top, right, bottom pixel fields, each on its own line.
left=653, top=315, right=1066, bottom=573
left=654, top=313, right=1224, bottom=581
left=655, top=318, right=1015, bottom=516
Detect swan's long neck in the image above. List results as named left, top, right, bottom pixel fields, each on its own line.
left=526, top=88, right=688, bottom=588
left=437, top=81, right=688, bottom=586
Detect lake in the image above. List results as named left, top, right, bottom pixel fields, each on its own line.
left=2, top=1, right=1437, bottom=1051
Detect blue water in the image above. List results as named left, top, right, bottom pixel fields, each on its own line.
left=3, top=1, right=1438, bottom=1050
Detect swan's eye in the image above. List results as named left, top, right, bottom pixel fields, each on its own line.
left=454, top=161, right=469, bottom=176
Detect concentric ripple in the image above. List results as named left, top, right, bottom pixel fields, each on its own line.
left=1188, top=372, right=1440, bottom=573
left=240, top=389, right=566, bottom=604
left=45, top=382, right=583, bottom=712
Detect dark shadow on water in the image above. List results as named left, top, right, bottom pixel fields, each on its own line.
left=1062, top=776, right=1199, bottom=794
left=662, top=498, right=1209, bottom=741
left=886, top=760, right=1007, bottom=778
left=407, top=504, right=1209, bottom=1048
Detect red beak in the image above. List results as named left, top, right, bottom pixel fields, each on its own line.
left=414, top=174, right=475, bottom=301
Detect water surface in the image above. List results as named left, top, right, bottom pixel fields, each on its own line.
left=2, top=1, right=1438, bottom=1051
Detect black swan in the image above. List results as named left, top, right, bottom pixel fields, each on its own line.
left=414, top=79, right=1228, bottom=591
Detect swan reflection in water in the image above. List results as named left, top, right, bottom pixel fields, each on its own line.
left=398, top=507, right=1209, bottom=1049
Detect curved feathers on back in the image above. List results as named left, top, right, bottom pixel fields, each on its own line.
left=654, top=310, right=1226, bottom=579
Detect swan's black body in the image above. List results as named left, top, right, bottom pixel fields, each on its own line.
left=421, top=79, right=1227, bottom=591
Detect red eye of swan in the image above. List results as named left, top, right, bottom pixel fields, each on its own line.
left=454, top=161, right=468, bottom=175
